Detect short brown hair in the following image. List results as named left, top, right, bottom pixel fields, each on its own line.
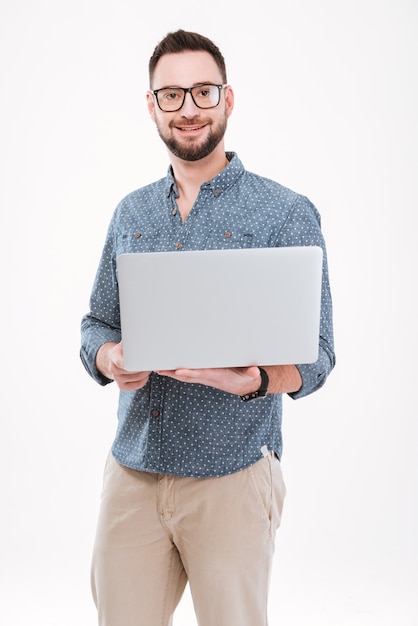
left=148, top=29, right=227, bottom=87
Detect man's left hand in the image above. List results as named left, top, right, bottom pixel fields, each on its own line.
left=155, top=366, right=261, bottom=397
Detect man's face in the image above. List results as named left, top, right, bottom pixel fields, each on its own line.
left=147, top=50, right=233, bottom=162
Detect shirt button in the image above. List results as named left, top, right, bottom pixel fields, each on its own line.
left=215, top=188, right=221, bottom=195
left=151, top=409, right=160, bottom=418
left=224, top=230, right=232, bottom=238
left=134, top=232, right=141, bottom=239
left=175, top=242, right=182, bottom=249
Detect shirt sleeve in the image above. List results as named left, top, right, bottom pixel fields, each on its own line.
left=80, top=214, right=121, bottom=386
left=278, top=194, right=336, bottom=399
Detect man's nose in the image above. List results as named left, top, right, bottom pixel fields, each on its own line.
left=181, top=90, right=200, bottom=115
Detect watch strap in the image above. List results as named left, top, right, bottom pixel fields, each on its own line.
left=240, top=367, right=269, bottom=401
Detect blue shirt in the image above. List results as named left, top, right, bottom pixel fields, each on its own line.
left=80, top=153, right=335, bottom=478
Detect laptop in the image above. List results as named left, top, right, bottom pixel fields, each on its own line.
left=117, top=246, right=323, bottom=372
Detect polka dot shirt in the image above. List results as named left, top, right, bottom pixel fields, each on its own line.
left=80, top=153, right=335, bottom=478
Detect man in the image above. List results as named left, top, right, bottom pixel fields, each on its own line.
left=80, top=29, right=335, bottom=626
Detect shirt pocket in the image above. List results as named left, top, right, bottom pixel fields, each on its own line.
left=115, top=228, right=161, bottom=254
left=204, top=228, right=254, bottom=250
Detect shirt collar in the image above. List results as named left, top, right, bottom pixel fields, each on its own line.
left=164, top=152, right=244, bottom=199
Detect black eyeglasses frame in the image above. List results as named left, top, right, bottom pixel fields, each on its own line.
left=152, top=83, right=227, bottom=112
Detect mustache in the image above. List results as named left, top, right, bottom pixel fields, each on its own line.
left=169, top=118, right=210, bottom=129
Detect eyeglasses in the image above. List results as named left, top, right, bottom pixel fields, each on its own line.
left=152, top=83, right=227, bottom=112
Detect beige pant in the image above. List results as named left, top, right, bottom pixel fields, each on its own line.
left=91, top=451, right=286, bottom=626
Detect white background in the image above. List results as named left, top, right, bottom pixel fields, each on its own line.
left=1, top=0, right=417, bottom=624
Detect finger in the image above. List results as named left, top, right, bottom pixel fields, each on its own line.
left=156, top=369, right=200, bottom=378
left=116, top=372, right=151, bottom=391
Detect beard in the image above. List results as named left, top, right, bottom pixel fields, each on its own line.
left=156, top=114, right=228, bottom=162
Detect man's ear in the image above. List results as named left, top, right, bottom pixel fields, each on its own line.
left=146, top=91, right=156, bottom=121
left=224, top=85, right=234, bottom=118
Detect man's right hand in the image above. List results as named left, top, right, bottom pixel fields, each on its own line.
left=96, top=342, right=151, bottom=391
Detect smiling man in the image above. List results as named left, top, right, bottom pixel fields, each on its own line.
left=80, top=29, right=335, bottom=626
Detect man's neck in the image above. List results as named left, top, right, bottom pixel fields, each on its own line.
left=169, top=146, right=229, bottom=221
left=170, top=145, right=228, bottom=197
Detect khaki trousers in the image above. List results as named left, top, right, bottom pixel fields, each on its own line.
left=91, top=451, right=286, bottom=626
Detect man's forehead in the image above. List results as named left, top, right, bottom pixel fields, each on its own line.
left=152, top=50, right=222, bottom=87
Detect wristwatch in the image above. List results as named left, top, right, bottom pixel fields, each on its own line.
left=240, top=367, right=269, bottom=401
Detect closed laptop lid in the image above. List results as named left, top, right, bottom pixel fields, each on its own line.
left=117, top=246, right=323, bottom=372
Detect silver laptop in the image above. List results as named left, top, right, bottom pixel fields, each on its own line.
left=117, top=246, right=323, bottom=372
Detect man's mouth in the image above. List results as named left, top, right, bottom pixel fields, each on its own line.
left=176, top=124, right=206, bottom=132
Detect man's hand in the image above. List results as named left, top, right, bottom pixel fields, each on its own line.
left=156, top=364, right=302, bottom=396
left=156, top=366, right=262, bottom=396
left=96, top=342, right=151, bottom=391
